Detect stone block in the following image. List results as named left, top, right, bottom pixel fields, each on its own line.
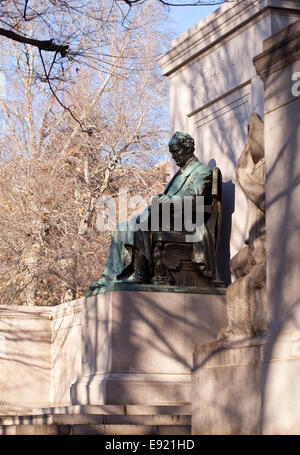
left=0, top=300, right=83, bottom=409
left=192, top=333, right=300, bottom=434
left=71, top=289, right=227, bottom=405
left=192, top=340, right=262, bottom=435
left=0, top=306, right=52, bottom=407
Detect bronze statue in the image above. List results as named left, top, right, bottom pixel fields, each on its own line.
left=86, top=132, right=222, bottom=296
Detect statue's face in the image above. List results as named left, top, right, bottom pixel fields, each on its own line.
left=169, top=143, right=193, bottom=168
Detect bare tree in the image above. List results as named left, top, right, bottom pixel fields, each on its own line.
left=118, top=0, right=228, bottom=6
left=0, top=1, right=170, bottom=306
left=0, top=0, right=234, bottom=133
left=0, top=1, right=230, bottom=72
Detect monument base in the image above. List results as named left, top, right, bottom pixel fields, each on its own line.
left=192, top=333, right=300, bottom=434
left=71, top=373, right=191, bottom=405
left=71, top=287, right=227, bottom=406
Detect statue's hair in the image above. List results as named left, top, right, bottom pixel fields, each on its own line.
left=168, top=132, right=195, bottom=153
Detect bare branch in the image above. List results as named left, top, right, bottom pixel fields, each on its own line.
left=24, top=0, right=30, bottom=20
left=38, top=49, right=92, bottom=134
left=117, top=0, right=226, bottom=5
left=0, top=27, right=68, bottom=57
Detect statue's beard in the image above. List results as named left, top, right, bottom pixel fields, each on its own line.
left=178, top=154, right=194, bottom=169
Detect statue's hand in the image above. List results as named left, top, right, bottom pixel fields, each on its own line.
left=88, top=282, right=99, bottom=290
left=157, top=195, right=170, bottom=204
left=85, top=281, right=102, bottom=298
left=88, top=276, right=110, bottom=292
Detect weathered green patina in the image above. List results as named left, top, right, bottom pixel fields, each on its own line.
left=86, top=132, right=217, bottom=297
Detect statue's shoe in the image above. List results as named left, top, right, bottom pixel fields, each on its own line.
left=85, top=276, right=111, bottom=297
left=119, top=273, right=146, bottom=284
left=89, top=276, right=111, bottom=289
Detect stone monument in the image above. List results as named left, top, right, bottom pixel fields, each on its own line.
left=87, top=131, right=224, bottom=294
left=0, top=134, right=228, bottom=426
left=157, top=0, right=300, bottom=282
left=71, top=132, right=228, bottom=406
left=1, top=2, right=300, bottom=436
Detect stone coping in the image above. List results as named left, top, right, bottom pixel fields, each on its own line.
left=90, top=283, right=226, bottom=296
left=193, top=332, right=300, bottom=368
left=263, top=16, right=300, bottom=51
left=77, top=372, right=192, bottom=382
left=0, top=284, right=226, bottom=321
left=0, top=298, right=84, bottom=320
left=0, top=305, right=53, bottom=317
left=254, top=18, right=300, bottom=79
left=157, top=0, right=300, bottom=76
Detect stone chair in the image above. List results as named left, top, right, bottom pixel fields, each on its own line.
left=151, top=167, right=223, bottom=287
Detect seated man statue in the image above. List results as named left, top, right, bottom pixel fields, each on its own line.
left=86, top=132, right=219, bottom=296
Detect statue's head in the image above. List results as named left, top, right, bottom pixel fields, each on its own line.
left=168, top=132, right=195, bottom=167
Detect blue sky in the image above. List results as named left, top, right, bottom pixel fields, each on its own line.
left=168, top=3, right=220, bottom=36
left=0, top=72, right=5, bottom=98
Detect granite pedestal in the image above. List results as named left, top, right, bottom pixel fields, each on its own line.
left=71, top=286, right=227, bottom=405
left=192, top=334, right=300, bottom=435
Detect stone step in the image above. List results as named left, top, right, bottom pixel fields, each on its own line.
left=0, top=424, right=191, bottom=435
left=0, top=404, right=191, bottom=435
left=0, top=414, right=191, bottom=426
left=0, top=404, right=191, bottom=416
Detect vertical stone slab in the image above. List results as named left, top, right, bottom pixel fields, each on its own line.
left=0, top=306, right=53, bottom=408
left=192, top=18, right=300, bottom=436
left=254, top=19, right=300, bottom=334
left=192, top=334, right=300, bottom=435
left=51, top=299, right=83, bottom=405
left=192, top=340, right=263, bottom=435
left=81, top=292, right=113, bottom=377
left=0, top=300, right=84, bottom=410
left=71, top=289, right=227, bottom=405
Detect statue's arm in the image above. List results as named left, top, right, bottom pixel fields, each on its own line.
left=187, top=173, right=212, bottom=197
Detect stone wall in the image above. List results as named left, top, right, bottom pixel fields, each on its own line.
left=0, top=305, right=52, bottom=408
left=0, top=290, right=227, bottom=410
left=192, top=17, right=300, bottom=435
left=0, top=300, right=83, bottom=409
left=71, top=290, right=227, bottom=406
